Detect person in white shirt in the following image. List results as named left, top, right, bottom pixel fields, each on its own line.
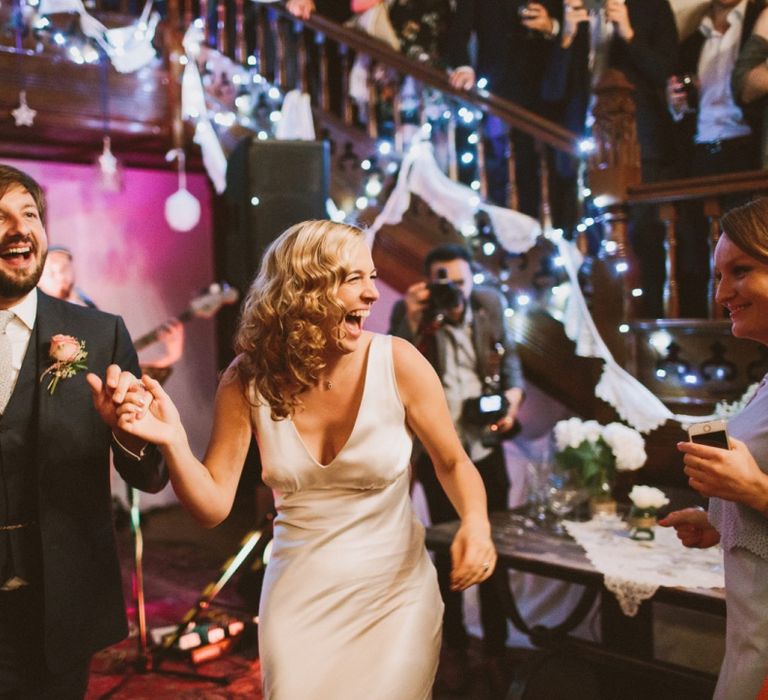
left=666, top=0, right=762, bottom=317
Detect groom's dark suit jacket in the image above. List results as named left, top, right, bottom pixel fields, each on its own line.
left=0, top=291, right=167, bottom=673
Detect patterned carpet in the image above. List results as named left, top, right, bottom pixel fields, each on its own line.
left=83, top=500, right=510, bottom=700
left=85, top=501, right=266, bottom=700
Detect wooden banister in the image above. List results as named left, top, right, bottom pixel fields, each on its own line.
left=267, top=5, right=580, bottom=156
left=626, top=169, right=768, bottom=205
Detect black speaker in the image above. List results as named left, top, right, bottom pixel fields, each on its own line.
left=224, top=138, right=330, bottom=296
left=217, top=138, right=330, bottom=367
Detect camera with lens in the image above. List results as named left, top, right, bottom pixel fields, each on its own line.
left=462, top=394, right=514, bottom=447
left=462, top=393, right=509, bottom=426
left=424, top=267, right=464, bottom=324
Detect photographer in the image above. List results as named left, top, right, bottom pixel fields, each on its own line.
left=388, top=243, right=523, bottom=692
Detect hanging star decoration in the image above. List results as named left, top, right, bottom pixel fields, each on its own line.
left=11, top=91, right=36, bottom=127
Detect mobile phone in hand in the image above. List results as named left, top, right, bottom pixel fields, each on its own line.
left=687, top=419, right=730, bottom=449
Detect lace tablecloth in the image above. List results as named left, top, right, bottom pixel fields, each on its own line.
left=563, top=517, right=724, bottom=616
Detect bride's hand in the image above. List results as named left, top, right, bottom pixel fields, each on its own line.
left=449, top=519, right=497, bottom=591
left=115, top=375, right=184, bottom=447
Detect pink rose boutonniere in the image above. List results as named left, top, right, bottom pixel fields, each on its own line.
left=40, top=334, right=88, bottom=395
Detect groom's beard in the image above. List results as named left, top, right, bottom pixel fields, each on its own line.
left=0, top=245, right=46, bottom=299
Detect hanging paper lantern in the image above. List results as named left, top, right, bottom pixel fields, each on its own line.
left=164, top=148, right=201, bottom=231
left=165, top=187, right=201, bottom=232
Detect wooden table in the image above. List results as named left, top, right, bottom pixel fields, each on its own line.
left=425, top=511, right=725, bottom=699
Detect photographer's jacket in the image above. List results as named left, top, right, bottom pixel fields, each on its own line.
left=389, top=286, right=523, bottom=460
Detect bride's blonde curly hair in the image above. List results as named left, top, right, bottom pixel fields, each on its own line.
left=235, top=220, right=366, bottom=420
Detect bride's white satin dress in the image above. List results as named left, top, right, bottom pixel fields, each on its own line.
left=252, top=334, right=443, bottom=700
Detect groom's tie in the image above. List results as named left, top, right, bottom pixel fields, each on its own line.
left=0, top=310, right=15, bottom=413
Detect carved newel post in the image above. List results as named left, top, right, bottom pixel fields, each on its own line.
left=586, top=69, right=642, bottom=358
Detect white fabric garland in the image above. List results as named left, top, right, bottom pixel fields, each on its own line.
left=364, top=141, right=541, bottom=254
left=276, top=90, right=316, bottom=141
left=181, top=25, right=227, bottom=194
left=37, top=0, right=159, bottom=74
left=367, top=140, right=717, bottom=434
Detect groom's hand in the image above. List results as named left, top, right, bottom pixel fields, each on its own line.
left=88, top=365, right=152, bottom=456
left=87, top=364, right=149, bottom=428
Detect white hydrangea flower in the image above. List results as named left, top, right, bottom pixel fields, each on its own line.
left=583, top=420, right=602, bottom=444
left=554, top=417, right=586, bottom=450
left=602, top=422, right=647, bottom=471
left=629, top=485, right=669, bottom=510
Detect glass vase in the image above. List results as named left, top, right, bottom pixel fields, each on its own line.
left=628, top=506, right=658, bottom=541
left=589, top=474, right=617, bottom=519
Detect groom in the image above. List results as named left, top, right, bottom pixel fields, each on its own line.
left=0, top=164, right=168, bottom=698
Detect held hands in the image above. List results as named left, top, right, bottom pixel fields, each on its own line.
left=678, top=438, right=768, bottom=513
left=658, top=508, right=721, bottom=549
left=87, top=365, right=149, bottom=431
left=87, top=365, right=156, bottom=456
left=88, top=365, right=183, bottom=449
left=115, top=374, right=184, bottom=448
left=450, top=518, right=497, bottom=591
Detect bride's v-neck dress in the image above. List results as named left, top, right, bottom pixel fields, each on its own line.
left=252, top=333, right=443, bottom=699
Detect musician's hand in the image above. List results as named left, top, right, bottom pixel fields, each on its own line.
left=152, top=319, right=185, bottom=368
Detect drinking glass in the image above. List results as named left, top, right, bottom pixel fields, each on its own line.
left=546, top=471, right=589, bottom=535
left=526, top=458, right=552, bottom=526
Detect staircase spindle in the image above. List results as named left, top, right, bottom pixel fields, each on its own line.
left=447, top=117, right=458, bottom=182
left=234, top=0, right=245, bottom=64
left=365, top=63, right=378, bottom=139
left=275, top=14, right=287, bottom=90
left=255, top=5, right=267, bottom=78
left=703, top=198, right=724, bottom=320
left=476, top=121, right=489, bottom=202
left=659, top=202, right=680, bottom=319
left=317, top=34, right=330, bottom=112
left=339, top=45, right=353, bottom=127
left=199, top=0, right=209, bottom=45
left=296, top=25, right=309, bottom=93
left=392, top=90, right=403, bottom=153
left=216, top=1, right=228, bottom=57
left=536, top=140, right=552, bottom=232
left=506, top=137, right=518, bottom=212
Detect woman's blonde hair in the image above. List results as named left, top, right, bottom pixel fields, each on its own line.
left=235, top=220, right=366, bottom=419
left=720, top=198, right=768, bottom=265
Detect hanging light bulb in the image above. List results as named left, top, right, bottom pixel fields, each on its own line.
left=96, top=135, right=123, bottom=192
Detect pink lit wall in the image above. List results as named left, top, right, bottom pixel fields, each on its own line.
left=6, top=158, right=217, bottom=509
